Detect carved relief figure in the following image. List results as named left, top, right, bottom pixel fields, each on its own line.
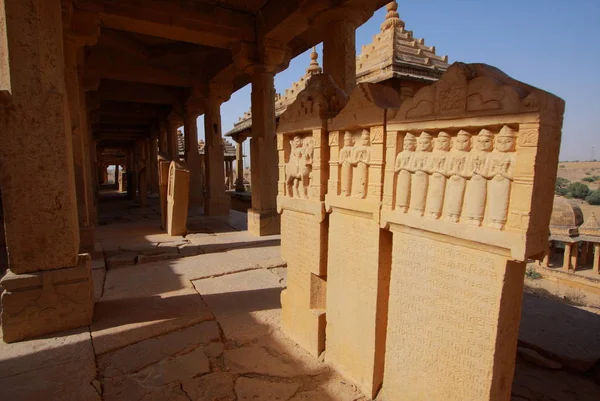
left=299, top=136, right=314, bottom=199
left=394, top=133, right=416, bottom=213
left=339, top=132, right=354, bottom=197
left=425, top=132, right=451, bottom=219
left=351, top=129, right=372, bottom=199
left=409, top=132, right=433, bottom=215
left=444, top=130, right=472, bottom=222
left=465, top=129, right=494, bottom=226
left=487, top=126, right=517, bottom=229
left=285, top=136, right=303, bottom=198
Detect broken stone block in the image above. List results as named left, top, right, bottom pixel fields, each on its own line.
left=106, top=252, right=137, bottom=269
left=0, top=255, right=94, bottom=343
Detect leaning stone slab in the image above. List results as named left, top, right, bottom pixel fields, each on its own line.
left=167, top=161, right=190, bottom=236
left=378, top=63, right=565, bottom=401
left=1, top=255, right=94, bottom=343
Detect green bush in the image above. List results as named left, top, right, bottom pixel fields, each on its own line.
left=555, top=177, right=570, bottom=195
left=567, top=182, right=591, bottom=199
left=583, top=177, right=595, bottom=182
left=586, top=190, right=600, bottom=205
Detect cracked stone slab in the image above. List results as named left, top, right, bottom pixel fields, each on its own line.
left=91, top=258, right=105, bottom=270
left=519, top=293, right=600, bottom=372
left=182, top=372, right=235, bottom=401
left=106, top=252, right=138, bottom=268
left=235, top=377, right=299, bottom=401
left=92, top=268, right=105, bottom=301
left=103, top=376, right=189, bottom=401
left=270, top=267, right=287, bottom=286
left=0, top=327, right=99, bottom=401
left=98, top=321, right=220, bottom=378
left=132, top=347, right=210, bottom=386
left=192, top=269, right=284, bottom=343
left=224, top=345, right=302, bottom=378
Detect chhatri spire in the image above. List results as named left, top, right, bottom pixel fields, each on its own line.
left=381, top=1, right=405, bottom=30
left=306, top=46, right=322, bottom=76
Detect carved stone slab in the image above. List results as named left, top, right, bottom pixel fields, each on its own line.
left=166, top=161, right=190, bottom=236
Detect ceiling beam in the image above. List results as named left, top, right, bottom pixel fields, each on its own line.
left=95, top=80, right=186, bottom=104
left=97, top=101, right=170, bottom=118
left=76, top=0, right=255, bottom=48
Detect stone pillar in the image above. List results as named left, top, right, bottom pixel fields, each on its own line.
left=563, top=242, right=572, bottom=271
left=323, top=20, right=357, bottom=95
left=235, top=139, right=245, bottom=192
left=0, top=0, right=93, bottom=342
left=541, top=241, right=552, bottom=267
left=115, top=165, right=120, bottom=184
left=248, top=67, right=280, bottom=235
left=184, top=99, right=204, bottom=207
left=594, top=243, right=600, bottom=274
left=167, top=162, right=190, bottom=236
left=158, top=119, right=168, bottom=155
left=137, top=141, right=148, bottom=207
left=167, top=112, right=181, bottom=160
left=63, top=8, right=96, bottom=254
left=580, top=242, right=589, bottom=266
left=571, top=242, right=579, bottom=272
left=149, top=137, right=159, bottom=194
left=203, top=88, right=231, bottom=216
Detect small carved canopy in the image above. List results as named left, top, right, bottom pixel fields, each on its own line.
left=549, top=197, right=584, bottom=240
left=329, top=83, right=400, bottom=131
left=580, top=212, right=600, bottom=240
left=277, top=74, right=349, bottom=134
left=390, top=62, right=565, bottom=123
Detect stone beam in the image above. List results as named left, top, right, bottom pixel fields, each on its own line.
left=86, top=46, right=194, bottom=87
left=75, top=0, right=255, bottom=48
left=95, top=80, right=186, bottom=104
left=98, top=101, right=170, bottom=118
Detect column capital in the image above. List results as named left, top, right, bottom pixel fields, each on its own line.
left=168, top=111, right=183, bottom=125
left=185, top=96, right=204, bottom=118
left=232, top=40, right=292, bottom=75
left=62, top=5, right=100, bottom=48
left=312, top=6, right=368, bottom=29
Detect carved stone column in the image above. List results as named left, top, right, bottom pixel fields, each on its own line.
left=248, top=66, right=280, bottom=235
left=319, top=9, right=363, bottom=96
left=235, top=138, right=245, bottom=192
left=203, top=87, right=231, bottom=216
left=594, top=243, right=600, bottom=273
left=167, top=112, right=181, bottom=160
left=149, top=136, right=159, bottom=194
left=563, top=242, right=572, bottom=270
left=184, top=99, right=204, bottom=207
left=0, top=0, right=93, bottom=342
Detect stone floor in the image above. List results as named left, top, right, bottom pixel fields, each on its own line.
left=1, top=196, right=599, bottom=400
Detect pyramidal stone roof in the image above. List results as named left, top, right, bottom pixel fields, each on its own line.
left=357, top=1, right=448, bottom=84
left=177, top=130, right=236, bottom=158
left=580, top=212, right=600, bottom=238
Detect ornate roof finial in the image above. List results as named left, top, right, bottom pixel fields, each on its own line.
left=381, top=1, right=405, bottom=30
left=306, top=46, right=322, bottom=76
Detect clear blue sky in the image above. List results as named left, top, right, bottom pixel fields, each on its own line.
left=200, top=0, right=600, bottom=163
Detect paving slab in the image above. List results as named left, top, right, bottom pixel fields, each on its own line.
left=92, top=268, right=105, bottom=301
left=0, top=328, right=99, bottom=401
left=519, top=292, right=600, bottom=372
left=225, top=345, right=302, bottom=378
left=131, top=346, right=210, bottom=386
left=103, top=376, right=189, bottom=401
left=106, top=251, right=137, bottom=268
left=91, top=262, right=214, bottom=354
left=182, top=372, right=235, bottom=401
left=235, top=377, right=299, bottom=401
left=192, top=269, right=284, bottom=343
left=98, top=321, right=220, bottom=378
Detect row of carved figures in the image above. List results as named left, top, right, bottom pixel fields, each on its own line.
left=285, top=136, right=314, bottom=199
left=394, top=126, right=517, bottom=229
left=340, top=130, right=372, bottom=199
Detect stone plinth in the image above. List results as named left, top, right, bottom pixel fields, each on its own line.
left=167, top=161, right=190, bottom=236
left=277, top=74, right=348, bottom=357
left=118, top=169, right=127, bottom=192
left=323, top=83, right=399, bottom=398
left=158, top=157, right=170, bottom=230
left=1, top=255, right=94, bottom=343
left=378, top=63, right=565, bottom=401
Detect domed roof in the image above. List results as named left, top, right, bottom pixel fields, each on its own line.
left=549, top=197, right=583, bottom=238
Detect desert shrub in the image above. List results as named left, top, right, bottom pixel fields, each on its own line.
left=567, top=182, right=590, bottom=199
left=555, top=177, right=570, bottom=195
left=583, top=177, right=595, bottom=182
left=586, top=190, right=600, bottom=205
